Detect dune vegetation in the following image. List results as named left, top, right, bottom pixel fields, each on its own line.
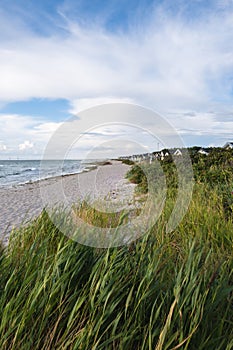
left=0, top=147, right=232, bottom=349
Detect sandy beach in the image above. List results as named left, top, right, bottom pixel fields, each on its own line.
left=0, top=160, right=137, bottom=246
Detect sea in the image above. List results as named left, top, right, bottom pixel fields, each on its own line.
left=0, top=159, right=97, bottom=187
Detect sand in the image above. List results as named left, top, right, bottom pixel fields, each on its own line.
left=0, top=161, right=137, bottom=246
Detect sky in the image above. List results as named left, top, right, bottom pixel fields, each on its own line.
left=0, top=0, right=233, bottom=159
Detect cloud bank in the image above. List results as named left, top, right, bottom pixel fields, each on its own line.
left=0, top=0, right=233, bottom=156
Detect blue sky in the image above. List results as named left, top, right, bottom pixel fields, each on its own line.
left=0, top=98, right=70, bottom=121
left=0, top=0, right=233, bottom=158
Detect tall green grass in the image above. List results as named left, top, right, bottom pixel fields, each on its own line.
left=0, top=178, right=232, bottom=349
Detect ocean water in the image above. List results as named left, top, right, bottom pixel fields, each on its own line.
left=0, top=160, right=96, bottom=187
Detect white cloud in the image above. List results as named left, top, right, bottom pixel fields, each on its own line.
left=0, top=5, right=233, bottom=114
left=69, top=97, right=135, bottom=114
left=0, top=143, right=7, bottom=151
left=0, top=114, right=61, bottom=157
left=33, top=122, right=62, bottom=136
left=166, top=109, right=233, bottom=147
left=18, top=140, right=34, bottom=151
left=0, top=2, right=233, bottom=152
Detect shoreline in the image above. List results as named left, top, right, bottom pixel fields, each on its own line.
left=0, top=159, right=112, bottom=189
left=0, top=160, right=136, bottom=246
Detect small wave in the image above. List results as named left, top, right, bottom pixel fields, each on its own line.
left=20, top=167, right=37, bottom=173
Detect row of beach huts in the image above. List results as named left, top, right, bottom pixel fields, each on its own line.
left=119, top=142, right=233, bottom=163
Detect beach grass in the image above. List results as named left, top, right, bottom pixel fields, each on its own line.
left=0, top=149, right=233, bottom=349
left=73, top=200, right=136, bottom=228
